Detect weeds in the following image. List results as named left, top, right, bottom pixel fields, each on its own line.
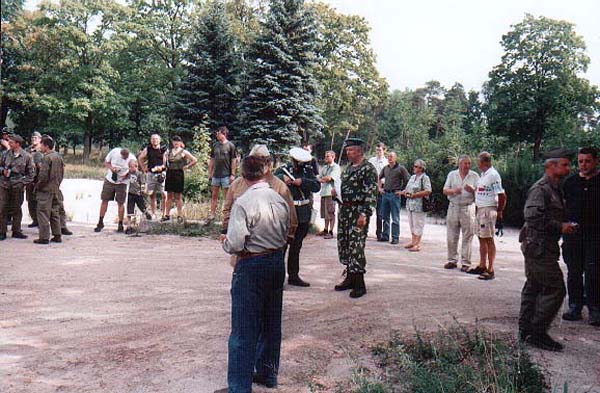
left=365, top=322, right=547, bottom=393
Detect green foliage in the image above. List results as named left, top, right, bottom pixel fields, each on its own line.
left=370, top=323, right=547, bottom=393
left=238, top=0, right=323, bottom=153
left=484, top=14, right=598, bottom=159
left=183, top=124, right=212, bottom=201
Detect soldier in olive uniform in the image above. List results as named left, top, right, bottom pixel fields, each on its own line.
left=0, top=134, right=34, bottom=240
left=334, top=138, right=378, bottom=298
left=26, top=131, right=44, bottom=227
left=33, top=136, right=64, bottom=244
left=518, top=148, right=577, bottom=351
left=274, top=147, right=321, bottom=287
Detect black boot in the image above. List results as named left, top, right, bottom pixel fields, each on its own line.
left=288, top=276, right=310, bottom=287
left=590, top=308, right=600, bottom=327
left=350, top=273, right=366, bottom=298
left=61, top=227, right=73, bottom=235
left=334, top=270, right=354, bottom=291
left=94, top=218, right=104, bottom=232
left=562, top=305, right=583, bottom=321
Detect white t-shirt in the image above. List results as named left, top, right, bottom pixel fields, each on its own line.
left=475, top=166, right=504, bottom=208
left=368, top=155, right=387, bottom=176
left=105, top=148, right=135, bottom=184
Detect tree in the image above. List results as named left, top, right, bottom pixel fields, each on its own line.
left=0, top=0, right=25, bottom=127
left=238, top=0, right=323, bottom=152
left=310, top=2, right=387, bottom=152
left=484, top=14, right=597, bottom=159
left=174, top=0, right=241, bottom=137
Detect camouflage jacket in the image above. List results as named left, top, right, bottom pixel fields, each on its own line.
left=520, top=174, right=565, bottom=258
left=36, top=151, right=64, bottom=193
left=341, top=159, right=378, bottom=217
left=0, top=148, right=34, bottom=188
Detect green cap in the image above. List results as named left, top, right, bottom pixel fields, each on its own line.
left=543, top=148, right=575, bottom=160
left=344, top=138, right=364, bottom=147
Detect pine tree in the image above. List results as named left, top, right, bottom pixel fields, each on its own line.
left=174, top=0, right=240, bottom=137
left=238, top=0, right=323, bottom=153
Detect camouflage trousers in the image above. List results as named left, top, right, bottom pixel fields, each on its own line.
left=337, top=205, right=369, bottom=274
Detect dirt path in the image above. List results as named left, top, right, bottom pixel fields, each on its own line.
left=1, top=217, right=599, bottom=393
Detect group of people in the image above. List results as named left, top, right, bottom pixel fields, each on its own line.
left=216, top=138, right=598, bottom=392
left=0, top=129, right=72, bottom=244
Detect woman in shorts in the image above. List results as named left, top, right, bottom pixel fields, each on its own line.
left=162, top=136, right=197, bottom=222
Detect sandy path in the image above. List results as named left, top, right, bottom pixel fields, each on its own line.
left=1, top=215, right=599, bottom=392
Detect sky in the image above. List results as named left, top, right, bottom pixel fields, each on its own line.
left=24, top=0, right=600, bottom=92
left=323, top=0, right=600, bottom=92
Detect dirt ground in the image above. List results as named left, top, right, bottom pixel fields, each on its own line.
left=1, top=214, right=599, bottom=393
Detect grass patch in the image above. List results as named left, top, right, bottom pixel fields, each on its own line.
left=64, top=162, right=106, bottom=179
left=357, top=322, right=548, bottom=393
left=145, top=220, right=222, bottom=237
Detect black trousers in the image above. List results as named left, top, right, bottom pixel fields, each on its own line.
left=286, top=222, right=309, bottom=279
left=562, top=234, right=600, bottom=311
left=375, top=194, right=383, bottom=239
left=518, top=259, right=566, bottom=335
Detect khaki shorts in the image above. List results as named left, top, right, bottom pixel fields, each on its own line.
left=100, top=179, right=127, bottom=204
left=320, top=196, right=336, bottom=220
left=146, top=173, right=165, bottom=194
left=477, top=206, right=497, bottom=238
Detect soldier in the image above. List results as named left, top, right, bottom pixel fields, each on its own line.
left=0, top=134, right=34, bottom=240
left=33, top=136, right=64, bottom=244
left=274, top=147, right=321, bottom=287
left=26, top=131, right=44, bottom=227
left=518, top=148, right=577, bottom=351
left=334, top=138, right=378, bottom=298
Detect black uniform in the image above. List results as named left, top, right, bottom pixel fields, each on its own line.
left=274, top=162, right=320, bottom=283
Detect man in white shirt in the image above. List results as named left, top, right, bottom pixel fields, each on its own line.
left=317, top=150, right=341, bottom=239
left=368, top=142, right=387, bottom=240
left=94, top=147, right=135, bottom=233
left=469, top=151, right=506, bottom=280
left=442, top=155, right=480, bottom=271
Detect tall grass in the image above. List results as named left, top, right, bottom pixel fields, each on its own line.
left=362, top=322, right=548, bottom=393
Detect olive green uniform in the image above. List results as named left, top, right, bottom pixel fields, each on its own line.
left=0, top=148, right=34, bottom=235
left=518, top=174, right=567, bottom=336
left=35, top=151, right=64, bottom=240
left=26, top=147, right=44, bottom=224
left=337, top=159, right=378, bottom=273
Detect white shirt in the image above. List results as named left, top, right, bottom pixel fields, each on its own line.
left=319, top=163, right=341, bottom=197
left=475, top=166, right=504, bottom=208
left=368, top=155, right=387, bottom=176
left=104, top=148, right=135, bottom=184
left=444, top=169, right=480, bottom=205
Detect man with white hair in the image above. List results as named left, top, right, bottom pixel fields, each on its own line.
left=222, top=145, right=297, bottom=242
left=137, top=134, right=167, bottom=218
left=442, top=155, right=479, bottom=271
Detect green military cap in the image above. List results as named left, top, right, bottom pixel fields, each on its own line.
left=8, top=134, right=24, bottom=145
left=344, top=138, right=364, bottom=147
left=543, top=147, right=575, bottom=160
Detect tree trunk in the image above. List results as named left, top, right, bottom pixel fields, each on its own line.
left=83, top=111, right=93, bottom=164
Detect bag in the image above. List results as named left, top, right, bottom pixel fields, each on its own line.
left=420, top=176, right=433, bottom=212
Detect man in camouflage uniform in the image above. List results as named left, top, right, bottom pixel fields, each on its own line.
left=26, top=131, right=44, bottom=227
left=34, top=136, right=64, bottom=244
left=334, top=138, right=378, bottom=298
left=518, top=148, right=577, bottom=352
left=274, top=147, right=320, bottom=287
left=0, top=134, right=34, bottom=240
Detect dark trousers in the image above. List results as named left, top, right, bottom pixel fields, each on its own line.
left=228, top=251, right=285, bottom=393
left=287, top=222, right=309, bottom=279
left=26, top=183, right=37, bottom=224
left=127, top=193, right=147, bottom=216
left=562, top=234, right=600, bottom=310
left=0, top=184, right=24, bottom=234
left=518, top=260, right=566, bottom=335
left=381, top=191, right=400, bottom=241
left=375, top=194, right=383, bottom=239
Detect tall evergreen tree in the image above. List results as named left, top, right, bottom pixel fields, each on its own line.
left=174, top=0, right=240, bottom=137
left=238, top=0, right=322, bottom=152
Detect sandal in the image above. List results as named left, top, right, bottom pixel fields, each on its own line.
left=404, top=243, right=415, bottom=249
left=478, top=270, right=495, bottom=280
left=460, top=265, right=470, bottom=273
left=408, top=245, right=421, bottom=252
left=467, top=266, right=486, bottom=275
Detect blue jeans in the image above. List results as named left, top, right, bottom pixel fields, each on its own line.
left=381, top=191, right=401, bottom=241
left=228, top=250, right=285, bottom=393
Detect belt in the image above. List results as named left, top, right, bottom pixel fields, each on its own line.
left=449, top=202, right=473, bottom=207
left=293, top=199, right=311, bottom=206
left=384, top=190, right=400, bottom=193
left=239, top=248, right=281, bottom=260
left=342, top=201, right=365, bottom=206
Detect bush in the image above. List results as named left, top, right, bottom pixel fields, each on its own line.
left=369, top=322, right=547, bottom=393
left=183, top=125, right=212, bottom=201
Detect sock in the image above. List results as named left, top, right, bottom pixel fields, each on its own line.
left=98, top=216, right=104, bottom=225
